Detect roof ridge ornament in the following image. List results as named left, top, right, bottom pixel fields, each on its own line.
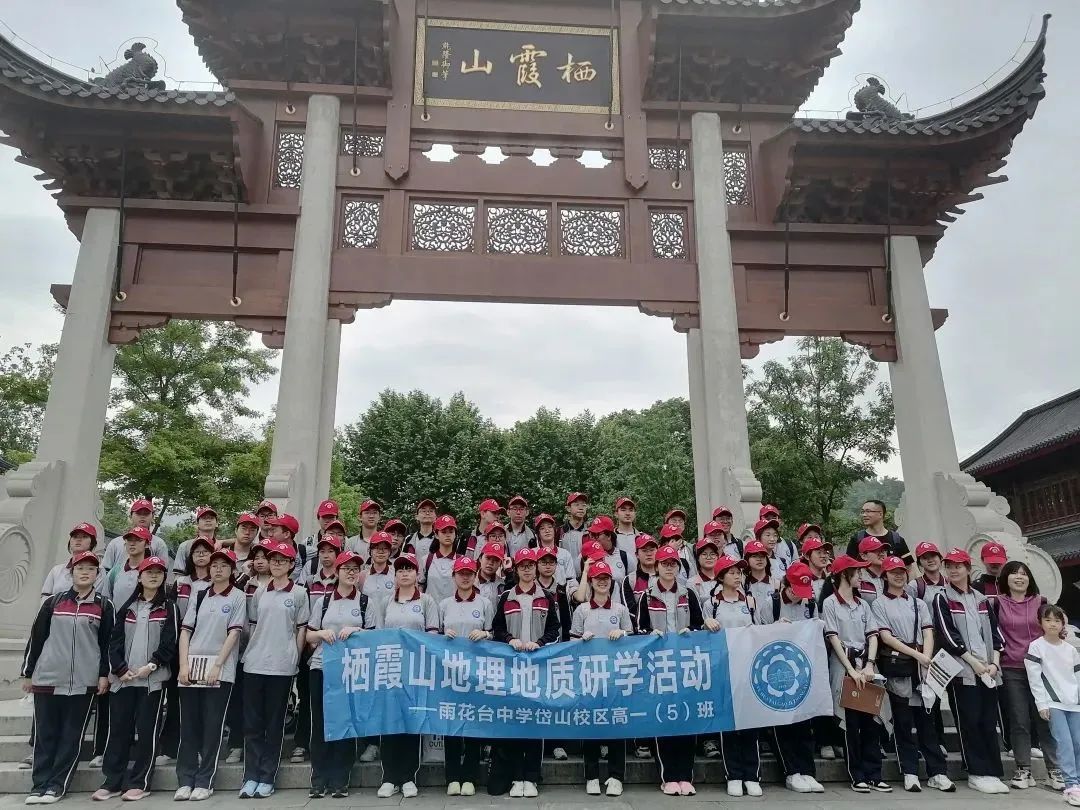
left=91, top=42, right=165, bottom=92
left=846, top=77, right=913, bottom=123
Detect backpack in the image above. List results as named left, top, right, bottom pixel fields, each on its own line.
left=319, top=590, right=369, bottom=626
left=771, top=590, right=816, bottom=622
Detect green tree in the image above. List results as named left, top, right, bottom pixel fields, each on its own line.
left=0, top=342, right=56, bottom=462
left=746, top=337, right=895, bottom=537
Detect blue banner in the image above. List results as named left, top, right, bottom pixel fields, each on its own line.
left=322, top=623, right=831, bottom=740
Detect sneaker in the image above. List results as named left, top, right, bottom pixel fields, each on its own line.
left=926, top=774, right=956, bottom=792
left=1031, top=747, right=1044, bottom=759
left=308, top=787, right=325, bottom=799
left=331, top=789, right=349, bottom=799
left=89, top=755, right=104, bottom=768
left=1011, top=767, right=1035, bottom=789
left=522, top=782, right=538, bottom=798
left=460, top=783, right=474, bottom=796
left=24, top=796, right=42, bottom=806
left=703, top=739, right=721, bottom=759
left=989, top=777, right=1010, bottom=794
left=290, top=747, right=307, bottom=763
left=870, top=781, right=892, bottom=793
left=254, top=783, right=274, bottom=799
left=122, top=790, right=148, bottom=803
left=662, top=782, right=680, bottom=795
left=173, top=787, right=192, bottom=801
left=968, top=775, right=997, bottom=794
left=509, top=781, right=524, bottom=798
left=1049, top=769, right=1067, bottom=790
left=402, top=782, right=418, bottom=799
left=820, top=746, right=836, bottom=760
left=727, top=780, right=744, bottom=797
left=225, top=748, right=242, bottom=764
left=157, top=755, right=177, bottom=766
left=189, top=788, right=212, bottom=802
left=238, top=781, right=257, bottom=799
left=38, top=794, right=58, bottom=806
left=903, top=774, right=921, bottom=792
left=585, top=779, right=601, bottom=796
left=806, top=776, right=825, bottom=793
left=635, top=744, right=652, bottom=759
left=851, top=781, right=871, bottom=793
left=447, top=782, right=461, bottom=796
left=552, top=746, right=568, bottom=760
left=376, top=783, right=398, bottom=798
left=93, top=789, right=122, bottom=801
left=676, top=781, right=694, bottom=796
left=1067, top=787, right=1080, bottom=808
left=785, top=774, right=813, bottom=793
left=20, top=755, right=33, bottom=770
left=360, top=744, right=379, bottom=762
left=745, top=781, right=762, bottom=797
left=607, top=778, right=624, bottom=797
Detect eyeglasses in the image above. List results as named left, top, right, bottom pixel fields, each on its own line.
left=860, top=508, right=884, bottom=515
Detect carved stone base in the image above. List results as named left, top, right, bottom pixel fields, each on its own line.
left=717, top=464, right=764, bottom=541
left=0, top=639, right=28, bottom=699
left=897, top=471, right=1061, bottom=602
left=263, top=461, right=306, bottom=527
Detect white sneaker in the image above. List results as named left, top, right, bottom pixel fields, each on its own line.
left=1049, top=769, right=1068, bottom=790
left=88, top=755, right=104, bottom=768
left=25, top=796, right=42, bottom=806
left=926, top=774, right=955, bottom=792
left=553, top=746, right=567, bottom=760
left=225, top=748, right=242, bottom=764
left=806, top=776, right=825, bottom=793
left=360, top=744, right=379, bottom=762
left=522, top=781, right=538, bottom=798
left=37, top=796, right=58, bottom=806
left=785, top=774, right=812, bottom=793
left=745, top=781, right=762, bottom=797
left=509, top=781, right=525, bottom=798
left=989, top=777, right=1010, bottom=794
left=1031, top=747, right=1044, bottom=759
left=968, top=775, right=997, bottom=794
left=1011, top=767, right=1035, bottom=789
left=585, top=779, right=601, bottom=795
left=460, top=782, right=475, bottom=796
left=401, top=782, right=418, bottom=799
left=903, top=774, right=921, bottom=792
left=376, top=783, right=398, bottom=798
left=188, top=789, right=212, bottom=802
left=447, top=782, right=461, bottom=796
left=727, top=780, right=744, bottom=797
left=605, top=778, right=623, bottom=797
left=172, top=786, right=192, bottom=801
left=820, top=745, right=836, bottom=759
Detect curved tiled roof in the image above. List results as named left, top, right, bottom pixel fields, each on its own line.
left=1030, top=524, right=1080, bottom=566
left=961, top=388, right=1080, bottom=476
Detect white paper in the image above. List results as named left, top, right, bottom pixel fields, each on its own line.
left=921, top=649, right=963, bottom=708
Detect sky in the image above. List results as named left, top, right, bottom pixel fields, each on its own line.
left=0, top=0, right=1077, bottom=481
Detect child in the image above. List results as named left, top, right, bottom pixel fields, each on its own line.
left=708, top=507, right=739, bottom=558
left=94, top=556, right=176, bottom=802
left=172, top=506, right=219, bottom=578
left=659, top=523, right=693, bottom=582
left=101, top=500, right=171, bottom=572
left=909, top=542, right=947, bottom=606
left=742, top=538, right=776, bottom=617
left=624, top=534, right=659, bottom=616
left=856, top=537, right=888, bottom=603
left=561, top=492, right=589, bottom=562
left=40, top=523, right=106, bottom=599
left=613, top=497, right=638, bottom=561
left=476, top=541, right=507, bottom=605
left=420, top=514, right=462, bottom=603
left=975, top=543, right=1008, bottom=602
left=22, top=551, right=113, bottom=805
left=383, top=519, right=412, bottom=559
left=530, top=513, right=577, bottom=590
left=362, top=532, right=396, bottom=602
left=349, top=499, right=382, bottom=560
left=302, top=500, right=342, bottom=559
left=406, top=498, right=437, bottom=559
left=463, top=498, right=504, bottom=558
left=104, top=526, right=153, bottom=614
left=506, top=495, right=535, bottom=554
left=584, top=516, right=633, bottom=602
left=1026, top=604, right=1080, bottom=807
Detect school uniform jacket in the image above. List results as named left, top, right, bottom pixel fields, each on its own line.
left=22, top=589, right=114, bottom=695
left=634, top=581, right=705, bottom=634
left=932, top=583, right=1005, bottom=686
left=536, top=578, right=572, bottom=642
left=492, top=584, right=561, bottom=646
left=109, top=592, right=177, bottom=692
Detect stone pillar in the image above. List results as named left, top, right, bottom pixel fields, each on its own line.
left=686, top=329, right=712, bottom=532
left=264, top=94, right=340, bottom=535
left=314, top=319, right=342, bottom=504
left=888, top=234, right=1061, bottom=600
left=0, top=208, right=119, bottom=684
left=689, top=112, right=763, bottom=537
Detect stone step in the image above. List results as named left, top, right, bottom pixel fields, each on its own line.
left=0, top=753, right=1044, bottom=794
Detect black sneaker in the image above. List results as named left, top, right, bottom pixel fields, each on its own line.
left=308, top=787, right=325, bottom=799
left=330, top=789, right=349, bottom=799
left=851, top=782, right=871, bottom=793
left=870, top=781, right=892, bottom=793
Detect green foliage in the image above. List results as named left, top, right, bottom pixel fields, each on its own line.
left=0, top=342, right=55, bottom=459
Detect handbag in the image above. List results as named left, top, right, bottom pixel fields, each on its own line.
left=876, top=593, right=919, bottom=678
left=840, top=675, right=886, bottom=716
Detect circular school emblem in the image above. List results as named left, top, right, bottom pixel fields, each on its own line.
left=609, top=615, right=619, bottom=625
left=384, top=580, right=393, bottom=589
left=284, top=599, right=294, bottom=608
left=741, top=606, right=751, bottom=615
left=412, top=604, right=422, bottom=613
left=750, top=640, right=813, bottom=712
left=472, top=609, right=482, bottom=619
left=351, top=608, right=361, bottom=617
left=222, top=605, right=232, bottom=614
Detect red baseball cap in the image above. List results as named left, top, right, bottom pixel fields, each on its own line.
left=880, top=555, right=908, bottom=574
left=129, top=499, right=153, bottom=514
left=915, top=541, right=942, bottom=559
left=394, top=553, right=419, bottom=570
left=195, top=506, right=217, bottom=520
left=237, top=512, right=260, bottom=528
left=267, top=541, right=297, bottom=561
left=712, top=506, right=733, bottom=519
left=800, top=536, right=832, bottom=557
left=587, top=560, right=613, bottom=579
left=485, top=522, right=506, bottom=537
left=943, top=548, right=972, bottom=566
left=785, top=561, right=815, bottom=599
left=981, top=543, right=1008, bottom=565
left=269, top=514, right=300, bottom=536
left=635, top=533, right=659, bottom=550
left=368, top=531, right=393, bottom=547
left=715, top=555, right=747, bottom=576
left=795, top=523, right=822, bottom=542
left=138, top=556, right=168, bottom=573
left=655, top=545, right=680, bottom=564
left=209, top=547, right=238, bottom=566
left=614, top=496, right=636, bottom=510
left=382, top=519, right=407, bottom=534
left=335, top=550, right=364, bottom=569
left=753, top=518, right=780, bottom=538
left=743, top=539, right=769, bottom=557
left=317, top=499, right=340, bottom=517
left=659, top=523, right=683, bottom=540
left=759, top=504, right=781, bottom=519
left=703, top=521, right=726, bottom=536
left=481, top=541, right=506, bottom=559
left=508, top=495, right=528, bottom=508
left=434, top=514, right=458, bottom=531
left=533, top=513, right=556, bottom=528
left=858, top=536, right=890, bottom=555
left=317, top=533, right=344, bottom=551
left=566, top=492, right=588, bottom=506
left=359, top=499, right=382, bottom=513
left=68, top=550, right=100, bottom=568
left=256, top=499, right=278, bottom=514
left=582, top=540, right=606, bottom=561
left=831, top=554, right=870, bottom=574
left=70, top=522, right=98, bottom=540
left=190, top=536, right=216, bottom=554
left=695, top=537, right=720, bottom=554
left=478, top=498, right=503, bottom=514
left=123, top=526, right=152, bottom=544
left=535, top=546, right=558, bottom=560
left=416, top=499, right=437, bottom=511
left=453, top=556, right=478, bottom=573
left=513, top=547, right=537, bottom=566
left=587, top=515, right=615, bottom=535
left=664, top=508, right=686, bottom=522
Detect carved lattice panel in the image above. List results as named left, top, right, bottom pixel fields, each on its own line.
left=274, top=128, right=304, bottom=189
left=486, top=206, right=549, bottom=255
left=341, top=198, right=381, bottom=249
left=559, top=207, right=623, bottom=258
left=724, top=149, right=751, bottom=206
left=411, top=202, right=476, bottom=252
left=648, top=146, right=688, bottom=171
left=650, top=210, right=688, bottom=260
left=341, top=130, right=385, bottom=157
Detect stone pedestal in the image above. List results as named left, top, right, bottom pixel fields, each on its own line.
left=0, top=207, right=120, bottom=693
left=888, top=235, right=1060, bottom=600
left=689, top=112, right=763, bottom=537
left=264, top=94, right=341, bottom=534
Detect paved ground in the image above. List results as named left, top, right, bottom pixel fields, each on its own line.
left=0, top=784, right=1069, bottom=809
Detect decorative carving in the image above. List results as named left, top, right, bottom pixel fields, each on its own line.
left=108, top=314, right=172, bottom=346
left=341, top=131, right=385, bottom=157
left=723, top=150, right=751, bottom=206
left=0, top=529, right=32, bottom=605
left=92, top=43, right=166, bottom=92
left=739, top=330, right=785, bottom=359
left=847, top=77, right=914, bottom=123
left=412, top=202, right=476, bottom=252
left=648, top=146, right=688, bottom=171
left=559, top=207, right=623, bottom=258
left=486, top=206, right=549, bottom=255
left=840, top=332, right=898, bottom=363
left=650, top=210, right=688, bottom=260
left=328, top=292, right=393, bottom=324
left=274, top=128, right=304, bottom=189
left=341, top=199, right=381, bottom=249
left=234, top=317, right=286, bottom=349
left=638, top=301, right=699, bottom=333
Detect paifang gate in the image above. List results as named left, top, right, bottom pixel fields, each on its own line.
left=0, top=1, right=1060, bottom=667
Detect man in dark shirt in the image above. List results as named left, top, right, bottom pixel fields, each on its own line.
left=845, top=499, right=913, bottom=566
